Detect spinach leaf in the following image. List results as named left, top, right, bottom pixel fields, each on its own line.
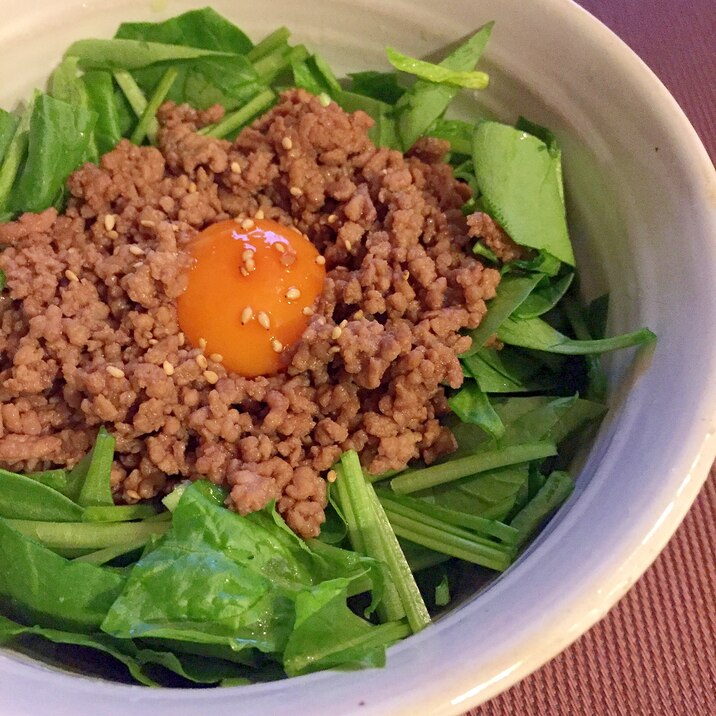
left=0, top=614, right=157, bottom=686
left=283, top=579, right=408, bottom=676
left=515, top=116, right=564, bottom=202
left=9, top=94, right=96, bottom=214
left=0, top=110, right=17, bottom=165
left=448, top=381, right=505, bottom=438
left=115, top=8, right=253, bottom=54
left=335, top=90, right=400, bottom=149
left=102, top=485, right=384, bottom=667
left=394, top=22, right=493, bottom=150
left=387, top=46, right=489, bottom=89
left=462, top=273, right=542, bottom=357
left=0, top=469, right=83, bottom=522
left=426, top=118, right=474, bottom=155
left=77, top=427, right=115, bottom=508
left=0, top=518, right=125, bottom=632
left=472, top=120, right=575, bottom=265
left=435, top=574, right=451, bottom=606
left=130, top=68, right=177, bottom=144
left=83, top=71, right=124, bottom=154
left=349, top=71, right=405, bottom=104
left=0, top=99, right=34, bottom=216
left=513, top=272, right=574, bottom=319
left=497, top=314, right=656, bottom=354
left=462, top=347, right=558, bottom=394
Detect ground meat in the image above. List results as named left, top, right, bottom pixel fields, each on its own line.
left=0, top=90, right=500, bottom=538
left=466, top=211, right=525, bottom=263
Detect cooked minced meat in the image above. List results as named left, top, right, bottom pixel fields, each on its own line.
left=0, top=90, right=500, bottom=538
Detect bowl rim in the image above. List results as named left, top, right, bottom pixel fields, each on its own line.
left=0, top=0, right=715, bottom=713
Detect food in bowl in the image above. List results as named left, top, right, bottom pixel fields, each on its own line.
left=0, top=7, right=654, bottom=686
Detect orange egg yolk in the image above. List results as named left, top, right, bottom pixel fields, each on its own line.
left=177, top=219, right=326, bottom=378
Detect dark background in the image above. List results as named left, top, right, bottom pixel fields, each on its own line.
left=469, top=1, right=715, bottom=713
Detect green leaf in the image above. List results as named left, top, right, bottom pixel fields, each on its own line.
left=386, top=47, right=489, bottom=89
left=130, top=67, right=177, bottom=144
left=513, top=272, right=574, bottom=319
left=199, top=88, right=275, bottom=139
left=462, top=347, right=558, bottom=394
left=349, top=71, right=405, bottom=104
left=115, top=8, right=253, bottom=54
left=510, top=470, right=574, bottom=545
left=335, top=90, right=400, bottom=149
left=83, top=71, right=124, bottom=154
left=0, top=469, right=84, bottom=522
left=0, top=110, right=18, bottom=165
left=81, top=505, right=159, bottom=523
left=394, top=22, right=493, bottom=150
left=497, top=315, right=656, bottom=354
left=448, top=381, right=505, bottom=438
left=246, top=27, right=290, bottom=62
left=77, top=427, right=115, bottom=508
left=9, top=94, right=96, bottom=214
left=0, top=99, right=33, bottom=215
left=426, top=118, right=474, bottom=155
left=283, top=579, right=409, bottom=676
left=67, top=38, right=236, bottom=71
left=472, top=120, right=575, bottom=265
left=461, top=274, right=543, bottom=357
left=435, top=574, right=451, bottom=607
left=0, top=614, right=157, bottom=686
left=0, top=518, right=126, bottom=631
left=515, top=116, right=564, bottom=202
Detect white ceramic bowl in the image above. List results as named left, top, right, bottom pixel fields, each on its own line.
left=1, top=0, right=715, bottom=713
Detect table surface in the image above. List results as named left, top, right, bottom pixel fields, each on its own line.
left=468, top=1, right=716, bottom=714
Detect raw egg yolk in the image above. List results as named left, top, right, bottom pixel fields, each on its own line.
left=177, top=219, right=326, bottom=378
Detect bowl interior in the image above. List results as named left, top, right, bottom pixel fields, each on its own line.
left=1, top=0, right=715, bottom=714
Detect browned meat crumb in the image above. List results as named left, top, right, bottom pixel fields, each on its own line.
left=0, top=90, right=500, bottom=538
left=466, top=211, right=525, bottom=263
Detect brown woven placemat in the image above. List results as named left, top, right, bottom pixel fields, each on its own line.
left=469, top=2, right=716, bottom=713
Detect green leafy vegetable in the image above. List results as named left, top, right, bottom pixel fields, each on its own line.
left=0, top=110, right=17, bottom=164
left=394, top=22, right=493, bottom=150
left=9, top=94, right=96, bottom=214
left=497, top=315, right=656, bottom=354
left=434, top=574, right=451, bottom=607
left=349, top=70, right=405, bottom=104
left=77, top=427, right=115, bottom=508
left=0, top=469, right=83, bottom=522
left=335, top=90, right=400, bottom=148
left=387, top=46, right=489, bottom=89
left=198, top=88, right=275, bottom=139
left=472, top=120, right=574, bottom=265
left=462, top=347, right=558, bottom=394
left=130, top=67, right=177, bottom=144
left=0, top=100, right=33, bottom=216
left=513, top=272, right=574, bottom=319
left=82, top=505, right=159, bottom=523
left=83, top=71, right=124, bottom=154
left=426, top=118, right=474, bottom=155
left=448, top=381, right=505, bottom=439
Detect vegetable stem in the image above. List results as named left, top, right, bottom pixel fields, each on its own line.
left=390, top=442, right=557, bottom=494
left=113, top=70, right=148, bottom=117
left=198, top=88, right=275, bottom=139
left=130, top=68, right=177, bottom=145
left=246, top=27, right=290, bottom=62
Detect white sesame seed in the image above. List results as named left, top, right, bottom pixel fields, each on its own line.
left=327, top=214, right=337, bottom=224
left=203, top=370, right=219, bottom=384
left=275, top=243, right=286, bottom=253
left=339, top=319, right=348, bottom=329
left=285, top=287, right=301, bottom=300
left=403, top=270, right=410, bottom=280
left=302, top=306, right=314, bottom=316
left=281, top=136, right=293, bottom=150
left=148, top=338, right=158, bottom=345
left=177, top=332, right=185, bottom=346
left=209, top=353, right=223, bottom=363
left=242, top=249, right=255, bottom=262
left=188, top=182, right=197, bottom=193
left=241, top=218, right=255, bottom=230
left=234, top=214, right=245, bottom=224
left=280, top=253, right=296, bottom=267
left=104, top=214, right=116, bottom=231
left=344, top=239, right=352, bottom=251
left=140, top=219, right=155, bottom=228
left=289, top=186, right=303, bottom=197
left=241, top=306, right=254, bottom=325
left=162, top=360, right=175, bottom=376
left=329, top=345, right=341, bottom=354
left=230, top=161, right=242, bottom=174
left=196, top=354, right=208, bottom=370
left=107, top=230, right=119, bottom=240
left=331, top=326, right=342, bottom=340
left=353, top=309, right=364, bottom=320
left=318, top=93, right=331, bottom=107
left=254, top=208, right=265, bottom=220
left=64, top=269, right=79, bottom=282
left=171, top=224, right=180, bottom=232
left=327, top=469, right=337, bottom=483
left=240, top=267, right=250, bottom=277
left=198, top=337, right=207, bottom=351
left=126, top=489, right=140, bottom=501
left=106, top=366, right=125, bottom=379
left=271, top=339, right=283, bottom=353
left=315, top=255, right=326, bottom=266
left=245, top=259, right=256, bottom=272
left=133, top=261, right=143, bottom=269
left=128, top=245, right=144, bottom=256
left=257, top=311, right=271, bottom=330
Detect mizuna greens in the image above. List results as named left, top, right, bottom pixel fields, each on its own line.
left=0, top=7, right=655, bottom=686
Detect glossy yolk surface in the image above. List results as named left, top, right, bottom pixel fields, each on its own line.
left=177, top=219, right=326, bottom=377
